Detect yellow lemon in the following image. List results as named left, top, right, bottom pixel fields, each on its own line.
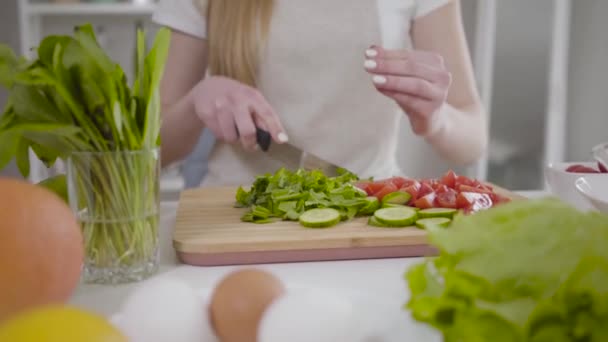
left=0, top=305, right=127, bottom=342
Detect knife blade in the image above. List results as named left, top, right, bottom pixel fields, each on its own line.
left=235, top=125, right=336, bottom=174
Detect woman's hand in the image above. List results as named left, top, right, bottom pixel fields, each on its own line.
left=364, top=46, right=452, bottom=136
left=190, top=76, right=289, bottom=150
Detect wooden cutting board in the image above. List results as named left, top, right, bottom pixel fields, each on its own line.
left=173, top=185, right=523, bottom=266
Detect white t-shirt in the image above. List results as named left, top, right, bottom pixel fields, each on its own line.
left=153, top=0, right=452, bottom=186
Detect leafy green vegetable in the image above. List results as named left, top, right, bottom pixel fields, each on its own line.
left=236, top=167, right=369, bottom=224
left=405, top=197, right=608, bottom=341
left=0, top=23, right=171, bottom=176
left=0, top=24, right=172, bottom=282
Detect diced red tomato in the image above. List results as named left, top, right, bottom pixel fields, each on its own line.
left=436, top=189, right=458, bottom=208
left=354, top=181, right=373, bottom=195
left=401, top=179, right=419, bottom=188
left=415, top=192, right=436, bottom=209
left=358, top=171, right=506, bottom=212
left=440, top=170, right=457, bottom=189
left=480, top=183, right=494, bottom=191
left=384, top=176, right=414, bottom=189
left=421, top=179, right=440, bottom=189
left=418, top=183, right=434, bottom=198
left=455, top=175, right=480, bottom=188
left=456, top=192, right=493, bottom=212
left=367, top=182, right=386, bottom=195
left=402, top=183, right=421, bottom=204
left=434, top=184, right=450, bottom=194
left=374, top=183, right=399, bottom=201
left=457, top=184, right=493, bottom=195
left=491, top=193, right=511, bottom=205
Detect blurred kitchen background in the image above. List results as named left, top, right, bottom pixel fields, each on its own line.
left=1, top=0, right=607, bottom=198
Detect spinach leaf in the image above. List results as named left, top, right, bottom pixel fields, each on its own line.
left=15, top=138, right=30, bottom=177
left=0, top=23, right=171, bottom=178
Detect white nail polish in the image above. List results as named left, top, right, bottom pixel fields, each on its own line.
left=372, top=75, right=387, bottom=84
left=365, top=49, right=378, bottom=57
left=364, top=59, right=377, bottom=69
left=278, top=132, right=289, bottom=143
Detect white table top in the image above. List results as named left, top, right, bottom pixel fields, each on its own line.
left=69, top=190, right=548, bottom=317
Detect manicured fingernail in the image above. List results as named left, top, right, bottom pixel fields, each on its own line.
left=365, top=49, right=377, bottom=57
left=372, top=75, right=387, bottom=84
left=364, top=59, right=377, bottom=69
left=278, top=132, right=289, bottom=143
left=254, top=144, right=260, bottom=151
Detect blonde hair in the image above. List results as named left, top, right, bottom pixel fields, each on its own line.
left=199, top=0, right=275, bottom=87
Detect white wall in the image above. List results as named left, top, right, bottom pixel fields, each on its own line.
left=567, top=0, right=608, bottom=161
left=0, top=0, right=20, bottom=178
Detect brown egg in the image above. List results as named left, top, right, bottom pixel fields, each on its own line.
left=0, top=178, right=84, bottom=323
left=209, top=268, right=285, bottom=342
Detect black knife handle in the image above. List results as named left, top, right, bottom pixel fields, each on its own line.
left=255, top=128, right=272, bottom=151
left=235, top=126, right=272, bottom=152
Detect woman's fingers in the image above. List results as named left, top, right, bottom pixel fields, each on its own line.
left=216, top=107, right=238, bottom=143
left=364, top=58, right=451, bottom=85
left=372, top=75, right=443, bottom=101
left=233, top=105, right=258, bottom=150
left=365, top=47, right=445, bottom=68
left=244, top=92, right=289, bottom=144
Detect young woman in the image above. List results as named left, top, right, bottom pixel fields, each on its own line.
left=153, top=0, right=486, bottom=187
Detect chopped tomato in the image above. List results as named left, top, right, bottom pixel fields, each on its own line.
left=384, top=176, right=414, bottom=189
left=421, top=179, right=440, bottom=188
left=402, top=183, right=421, bottom=204
left=367, top=182, right=386, bottom=195
left=491, top=193, right=511, bottom=205
left=434, top=184, right=450, bottom=194
left=374, top=183, right=399, bottom=201
left=401, top=179, right=419, bottom=188
left=436, top=189, right=458, bottom=208
left=418, top=183, right=434, bottom=198
left=354, top=181, right=372, bottom=195
left=440, top=170, right=457, bottom=189
left=480, top=183, right=494, bottom=191
left=457, top=184, right=493, bottom=195
left=455, top=175, right=480, bottom=188
left=456, top=192, right=493, bottom=212
left=415, top=192, right=436, bottom=209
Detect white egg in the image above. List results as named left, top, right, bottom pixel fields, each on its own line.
left=115, top=277, right=218, bottom=342
left=258, top=288, right=363, bottom=342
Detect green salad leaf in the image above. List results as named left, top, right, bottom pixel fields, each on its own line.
left=405, top=198, right=608, bottom=341
left=235, top=167, right=368, bottom=223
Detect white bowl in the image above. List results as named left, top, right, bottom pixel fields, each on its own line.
left=575, top=177, right=608, bottom=213
left=545, top=162, right=608, bottom=210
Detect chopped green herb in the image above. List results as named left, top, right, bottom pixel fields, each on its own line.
left=236, top=168, right=366, bottom=224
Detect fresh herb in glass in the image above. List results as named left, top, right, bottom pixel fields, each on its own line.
left=0, top=24, right=171, bottom=284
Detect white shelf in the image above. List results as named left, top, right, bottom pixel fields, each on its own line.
left=27, top=2, right=156, bottom=16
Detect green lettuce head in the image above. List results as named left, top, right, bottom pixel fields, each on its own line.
left=406, top=197, right=608, bottom=342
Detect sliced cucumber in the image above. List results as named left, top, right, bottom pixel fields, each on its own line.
left=418, top=208, right=458, bottom=219
left=374, top=207, right=418, bottom=227
left=416, top=217, right=451, bottom=229
left=368, top=215, right=411, bottom=228
left=359, top=196, right=380, bottom=215
left=299, top=208, right=341, bottom=228
left=368, top=216, right=389, bottom=227
left=382, top=191, right=412, bottom=205
left=382, top=203, right=405, bottom=209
